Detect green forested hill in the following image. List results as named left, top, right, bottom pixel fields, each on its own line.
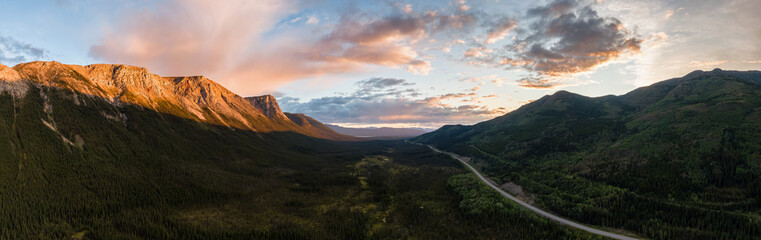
left=0, top=81, right=602, bottom=239
left=414, top=69, right=761, bottom=239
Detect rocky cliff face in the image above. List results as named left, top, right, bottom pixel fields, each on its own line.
left=245, top=95, right=288, bottom=120
left=0, top=61, right=354, bottom=140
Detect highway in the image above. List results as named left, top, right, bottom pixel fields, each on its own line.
left=422, top=143, right=639, bottom=240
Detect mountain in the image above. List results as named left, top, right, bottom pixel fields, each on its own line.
left=1, top=61, right=353, bottom=141
left=326, top=124, right=430, bottom=138
left=413, top=69, right=761, bottom=239
left=0, top=60, right=598, bottom=239
left=244, top=94, right=288, bottom=120
left=283, top=112, right=351, bottom=140
left=244, top=95, right=356, bottom=140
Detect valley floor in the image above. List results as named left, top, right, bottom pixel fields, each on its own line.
left=422, top=143, right=639, bottom=240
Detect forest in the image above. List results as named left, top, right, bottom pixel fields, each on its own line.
left=0, top=84, right=598, bottom=239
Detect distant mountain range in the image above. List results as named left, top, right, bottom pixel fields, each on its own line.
left=326, top=124, right=431, bottom=138
left=414, top=68, right=761, bottom=238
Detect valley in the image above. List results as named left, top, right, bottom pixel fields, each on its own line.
left=422, top=143, right=638, bottom=240
left=2, top=0, right=760, bottom=239
left=2, top=61, right=761, bottom=239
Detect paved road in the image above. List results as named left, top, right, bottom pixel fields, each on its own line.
left=422, top=144, right=638, bottom=240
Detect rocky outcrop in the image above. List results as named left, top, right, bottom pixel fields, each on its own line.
left=1, top=61, right=355, bottom=140
left=245, top=95, right=288, bottom=120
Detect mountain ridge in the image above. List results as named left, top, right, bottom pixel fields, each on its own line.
left=0, top=61, right=355, bottom=141
left=427, top=68, right=761, bottom=132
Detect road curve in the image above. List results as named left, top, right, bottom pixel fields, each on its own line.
left=422, top=144, right=638, bottom=240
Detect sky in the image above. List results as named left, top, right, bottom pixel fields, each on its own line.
left=1, top=0, right=760, bottom=129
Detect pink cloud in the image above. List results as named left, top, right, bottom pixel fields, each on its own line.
left=90, top=0, right=300, bottom=96
left=89, top=0, right=481, bottom=95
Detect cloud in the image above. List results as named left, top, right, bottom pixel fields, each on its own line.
left=307, top=8, right=478, bottom=75
left=353, top=77, right=419, bottom=98
left=644, top=32, right=668, bottom=47
left=441, top=38, right=467, bottom=52
left=464, top=46, right=492, bottom=58
left=304, top=14, right=438, bottom=75
left=357, top=77, right=413, bottom=90
left=289, top=17, right=303, bottom=24
left=89, top=0, right=299, bottom=95
left=456, top=0, right=470, bottom=12
left=321, top=16, right=427, bottom=45
left=422, top=92, right=478, bottom=104
left=664, top=7, right=684, bottom=20
left=465, top=0, right=643, bottom=88
left=306, top=15, right=320, bottom=24
left=516, top=76, right=557, bottom=89
left=425, top=10, right=477, bottom=32
left=516, top=0, right=642, bottom=81
left=280, top=77, right=506, bottom=128
left=0, top=36, right=48, bottom=65
left=492, top=78, right=505, bottom=87
left=402, top=4, right=414, bottom=14
left=484, top=18, right=517, bottom=44
left=689, top=60, right=729, bottom=67
left=458, top=74, right=506, bottom=87
left=89, top=0, right=480, bottom=95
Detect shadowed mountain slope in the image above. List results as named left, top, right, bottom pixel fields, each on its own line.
left=284, top=112, right=352, bottom=141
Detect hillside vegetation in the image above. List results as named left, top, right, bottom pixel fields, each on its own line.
left=414, top=69, right=761, bottom=239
